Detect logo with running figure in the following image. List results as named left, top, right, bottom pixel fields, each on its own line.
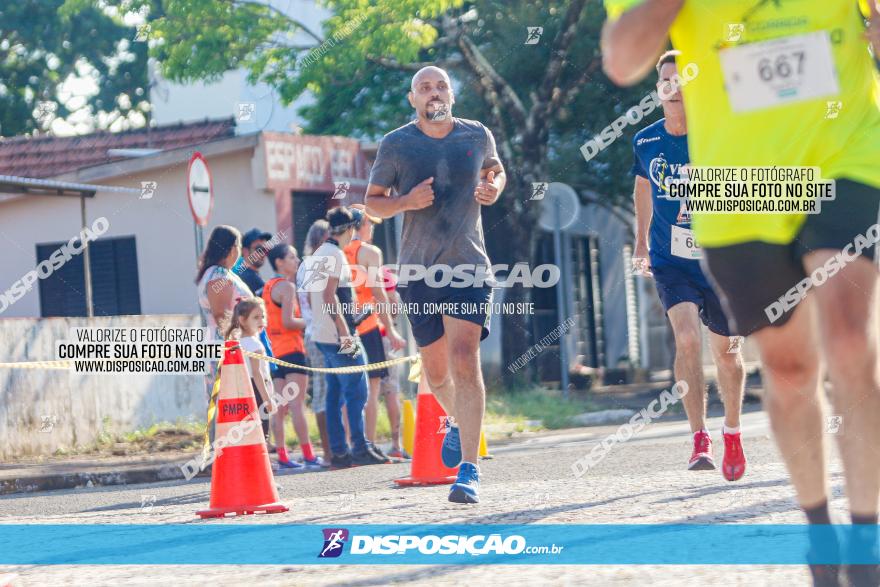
left=298, top=256, right=338, bottom=293
left=525, top=27, right=543, bottom=45
left=726, top=23, right=745, bottom=43
left=825, top=101, right=843, bottom=119
left=530, top=182, right=548, bottom=201
left=648, top=154, right=672, bottom=194
left=319, top=528, right=349, bottom=558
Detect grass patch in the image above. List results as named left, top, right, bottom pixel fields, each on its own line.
left=49, top=387, right=600, bottom=459
left=485, top=385, right=597, bottom=433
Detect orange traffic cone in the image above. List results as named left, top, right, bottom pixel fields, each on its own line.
left=394, top=373, right=458, bottom=486
left=197, top=341, right=288, bottom=518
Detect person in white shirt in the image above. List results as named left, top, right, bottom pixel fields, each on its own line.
left=298, top=207, right=387, bottom=469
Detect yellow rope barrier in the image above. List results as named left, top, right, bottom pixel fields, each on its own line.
left=237, top=347, right=420, bottom=375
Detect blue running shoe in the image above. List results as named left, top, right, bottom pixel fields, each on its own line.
left=278, top=458, right=305, bottom=470
left=441, top=424, right=462, bottom=468
left=448, top=462, right=480, bottom=504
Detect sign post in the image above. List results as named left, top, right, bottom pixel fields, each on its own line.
left=187, top=152, right=214, bottom=261
left=538, top=183, right=581, bottom=398
left=187, top=152, right=214, bottom=330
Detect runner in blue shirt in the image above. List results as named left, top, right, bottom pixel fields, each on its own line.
left=631, top=51, right=746, bottom=480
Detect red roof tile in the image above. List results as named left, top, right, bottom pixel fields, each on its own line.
left=0, top=118, right=236, bottom=178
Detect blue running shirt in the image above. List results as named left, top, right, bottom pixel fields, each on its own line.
left=631, top=119, right=703, bottom=277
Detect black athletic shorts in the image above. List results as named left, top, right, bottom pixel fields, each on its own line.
left=397, top=279, right=493, bottom=348
left=702, top=179, right=880, bottom=336
left=359, top=326, right=388, bottom=379
left=273, top=351, right=309, bottom=378
left=653, top=264, right=734, bottom=337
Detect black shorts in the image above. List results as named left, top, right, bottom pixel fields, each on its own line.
left=273, top=351, right=309, bottom=378
left=653, top=264, right=734, bottom=337
left=702, top=179, right=880, bottom=336
left=398, top=280, right=493, bottom=348
left=359, top=327, right=388, bottom=379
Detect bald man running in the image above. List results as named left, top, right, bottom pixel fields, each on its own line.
left=365, top=65, right=506, bottom=504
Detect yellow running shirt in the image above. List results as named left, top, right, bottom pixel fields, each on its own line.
left=604, top=0, right=880, bottom=247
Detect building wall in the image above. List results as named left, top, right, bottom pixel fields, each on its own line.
left=149, top=0, right=330, bottom=134
left=567, top=204, right=631, bottom=369
left=0, top=149, right=278, bottom=318
left=0, top=315, right=205, bottom=459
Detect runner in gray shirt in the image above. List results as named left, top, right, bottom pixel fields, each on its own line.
left=365, top=65, right=506, bottom=505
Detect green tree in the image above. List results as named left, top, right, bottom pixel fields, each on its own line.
left=115, top=0, right=656, bottom=383
left=1, top=1, right=150, bottom=137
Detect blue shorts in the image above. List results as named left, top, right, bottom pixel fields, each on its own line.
left=652, top=263, right=734, bottom=337
left=397, top=280, right=493, bottom=348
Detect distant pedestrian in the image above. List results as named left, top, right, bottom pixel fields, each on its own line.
left=264, top=243, right=324, bottom=469
left=238, top=228, right=273, bottom=295
left=298, top=206, right=387, bottom=468
left=343, top=204, right=405, bottom=453
left=196, top=225, right=249, bottom=342
left=379, top=265, right=408, bottom=459
left=297, top=219, right=332, bottom=463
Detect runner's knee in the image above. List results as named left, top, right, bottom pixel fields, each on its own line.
left=425, top=370, right=452, bottom=391
left=713, top=348, right=743, bottom=374
left=673, top=327, right=701, bottom=357
left=449, top=337, right=480, bottom=364
left=760, top=346, right=818, bottom=394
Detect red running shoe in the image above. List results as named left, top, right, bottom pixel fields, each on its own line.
left=722, top=432, right=747, bottom=481
left=688, top=430, right=716, bottom=470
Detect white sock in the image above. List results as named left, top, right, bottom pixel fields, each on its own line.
left=723, top=424, right=740, bottom=435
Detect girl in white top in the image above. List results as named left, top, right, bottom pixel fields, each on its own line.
left=224, top=297, right=276, bottom=443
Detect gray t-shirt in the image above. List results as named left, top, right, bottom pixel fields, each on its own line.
left=368, top=118, right=501, bottom=269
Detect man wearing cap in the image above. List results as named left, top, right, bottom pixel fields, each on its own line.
left=238, top=228, right=273, bottom=295
left=365, top=65, right=506, bottom=503
left=344, top=204, right=407, bottom=454
left=298, top=206, right=387, bottom=468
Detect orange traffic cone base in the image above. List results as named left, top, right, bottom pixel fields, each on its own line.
left=197, top=503, right=288, bottom=519
left=394, top=474, right=457, bottom=487
left=394, top=391, right=459, bottom=487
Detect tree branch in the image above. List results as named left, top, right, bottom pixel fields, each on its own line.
left=456, top=34, right=527, bottom=127
left=538, top=0, right=587, bottom=102
left=549, top=55, right=602, bottom=115
left=528, top=0, right=587, bottom=132
left=228, top=0, right=324, bottom=44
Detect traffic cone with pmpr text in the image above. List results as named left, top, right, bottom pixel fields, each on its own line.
left=394, top=374, right=458, bottom=486
left=196, top=340, right=288, bottom=518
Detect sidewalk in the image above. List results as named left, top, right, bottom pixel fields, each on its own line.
left=0, top=452, right=205, bottom=495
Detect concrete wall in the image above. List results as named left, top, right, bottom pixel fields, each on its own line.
left=0, top=315, right=207, bottom=459
left=0, top=148, right=277, bottom=318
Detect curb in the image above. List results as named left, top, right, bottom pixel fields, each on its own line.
left=0, top=462, right=210, bottom=496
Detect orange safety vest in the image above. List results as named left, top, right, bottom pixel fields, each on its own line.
left=261, top=277, right=304, bottom=356
left=343, top=240, right=379, bottom=335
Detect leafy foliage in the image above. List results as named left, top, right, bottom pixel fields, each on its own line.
left=1, top=1, right=150, bottom=136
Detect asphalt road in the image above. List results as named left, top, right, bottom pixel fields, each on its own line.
left=0, top=409, right=849, bottom=586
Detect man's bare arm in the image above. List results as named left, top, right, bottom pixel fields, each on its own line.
left=364, top=183, right=403, bottom=218
left=633, top=176, right=653, bottom=254
left=601, top=0, right=684, bottom=86
left=365, top=179, right=435, bottom=219
left=480, top=163, right=506, bottom=194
